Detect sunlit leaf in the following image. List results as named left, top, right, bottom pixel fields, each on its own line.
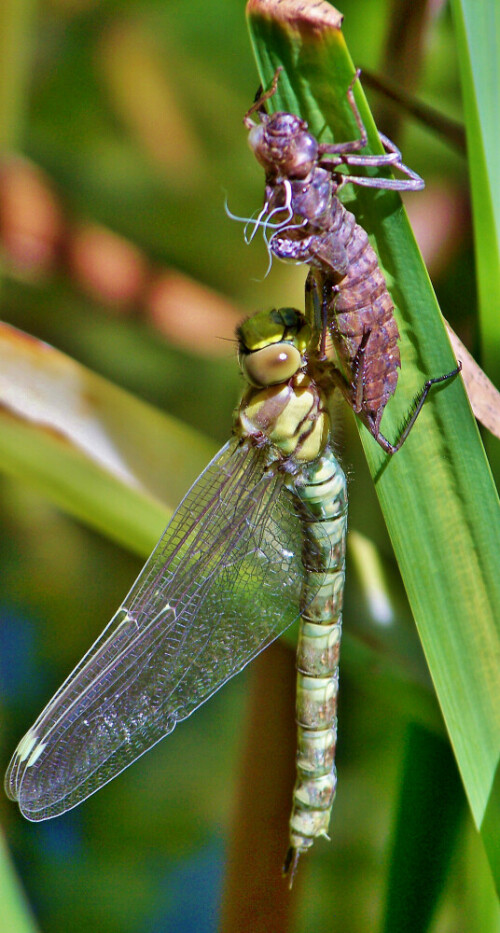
left=247, top=0, right=500, bottom=895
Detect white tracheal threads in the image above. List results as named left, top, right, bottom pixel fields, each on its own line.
left=288, top=450, right=347, bottom=862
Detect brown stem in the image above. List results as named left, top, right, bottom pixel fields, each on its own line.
left=220, top=640, right=299, bottom=933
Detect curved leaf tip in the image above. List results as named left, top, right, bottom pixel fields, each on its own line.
left=246, top=0, right=343, bottom=32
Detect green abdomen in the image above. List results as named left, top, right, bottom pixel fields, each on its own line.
left=287, top=448, right=347, bottom=866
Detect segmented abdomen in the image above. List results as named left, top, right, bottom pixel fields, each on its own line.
left=287, top=448, right=347, bottom=866
left=271, top=197, right=400, bottom=430
left=328, top=201, right=400, bottom=425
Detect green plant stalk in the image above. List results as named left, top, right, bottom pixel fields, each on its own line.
left=246, top=0, right=500, bottom=893
left=382, top=723, right=465, bottom=933
left=0, top=0, right=36, bottom=150
left=0, top=830, right=39, bottom=933
left=449, top=0, right=500, bottom=390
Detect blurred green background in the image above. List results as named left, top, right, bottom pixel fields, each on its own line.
left=0, top=1, right=498, bottom=932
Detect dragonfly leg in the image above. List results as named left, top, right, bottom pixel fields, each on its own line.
left=305, top=270, right=328, bottom=359
left=320, top=134, right=402, bottom=170
left=320, top=150, right=424, bottom=192
left=350, top=329, right=371, bottom=413
left=306, top=270, right=346, bottom=367
left=317, top=68, right=415, bottom=174
left=311, top=295, right=371, bottom=414
left=334, top=159, right=424, bottom=192
left=317, top=72, right=424, bottom=191
left=371, top=362, right=462, bottom=455
left=244, top=66, right=282, bottom=126
left=316, top=69, right=367, bottom=156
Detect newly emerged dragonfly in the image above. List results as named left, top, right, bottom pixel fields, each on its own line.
left=5, top=307, right=347, bottom=884
left=244, top=70, right=459, bottom=453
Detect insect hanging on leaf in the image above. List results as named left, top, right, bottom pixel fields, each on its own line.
left=242, top=68, right=460, bottom=453
left=5, top=307, right=347, bottom=887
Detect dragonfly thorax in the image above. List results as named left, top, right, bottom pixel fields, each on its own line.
left=237, top=374, right=328, bottom=464
left=237, top=307, right=328, bottom=463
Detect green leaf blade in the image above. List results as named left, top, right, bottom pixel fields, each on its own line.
left=0, top=322, right=216, bottom=556
left=450, top=0, right=500, bottom=384
left=246, top=0, right=500, bottom=891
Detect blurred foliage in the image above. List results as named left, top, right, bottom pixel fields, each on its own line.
left=0, top=1, right=498, bottom=933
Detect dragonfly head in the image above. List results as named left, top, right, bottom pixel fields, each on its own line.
left=248, top=113, right=319, bottom=181
left=244, top=69, right=318, bottom=180
left=237, top=307, right=310, bottom=388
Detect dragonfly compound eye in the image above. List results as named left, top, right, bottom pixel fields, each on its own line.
left=247, top=124, right=265, bottom=158
left=242, top=342, right=302, bottom=387
left=287, top=132, right=319, bottom=178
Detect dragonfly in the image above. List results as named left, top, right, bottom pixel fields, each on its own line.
left=244, top=69, right=460, bottom=453
left=5, top=306, right=348, bottom=885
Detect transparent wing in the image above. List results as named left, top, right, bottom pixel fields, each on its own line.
left=6, top=438, right=315, bottom=821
